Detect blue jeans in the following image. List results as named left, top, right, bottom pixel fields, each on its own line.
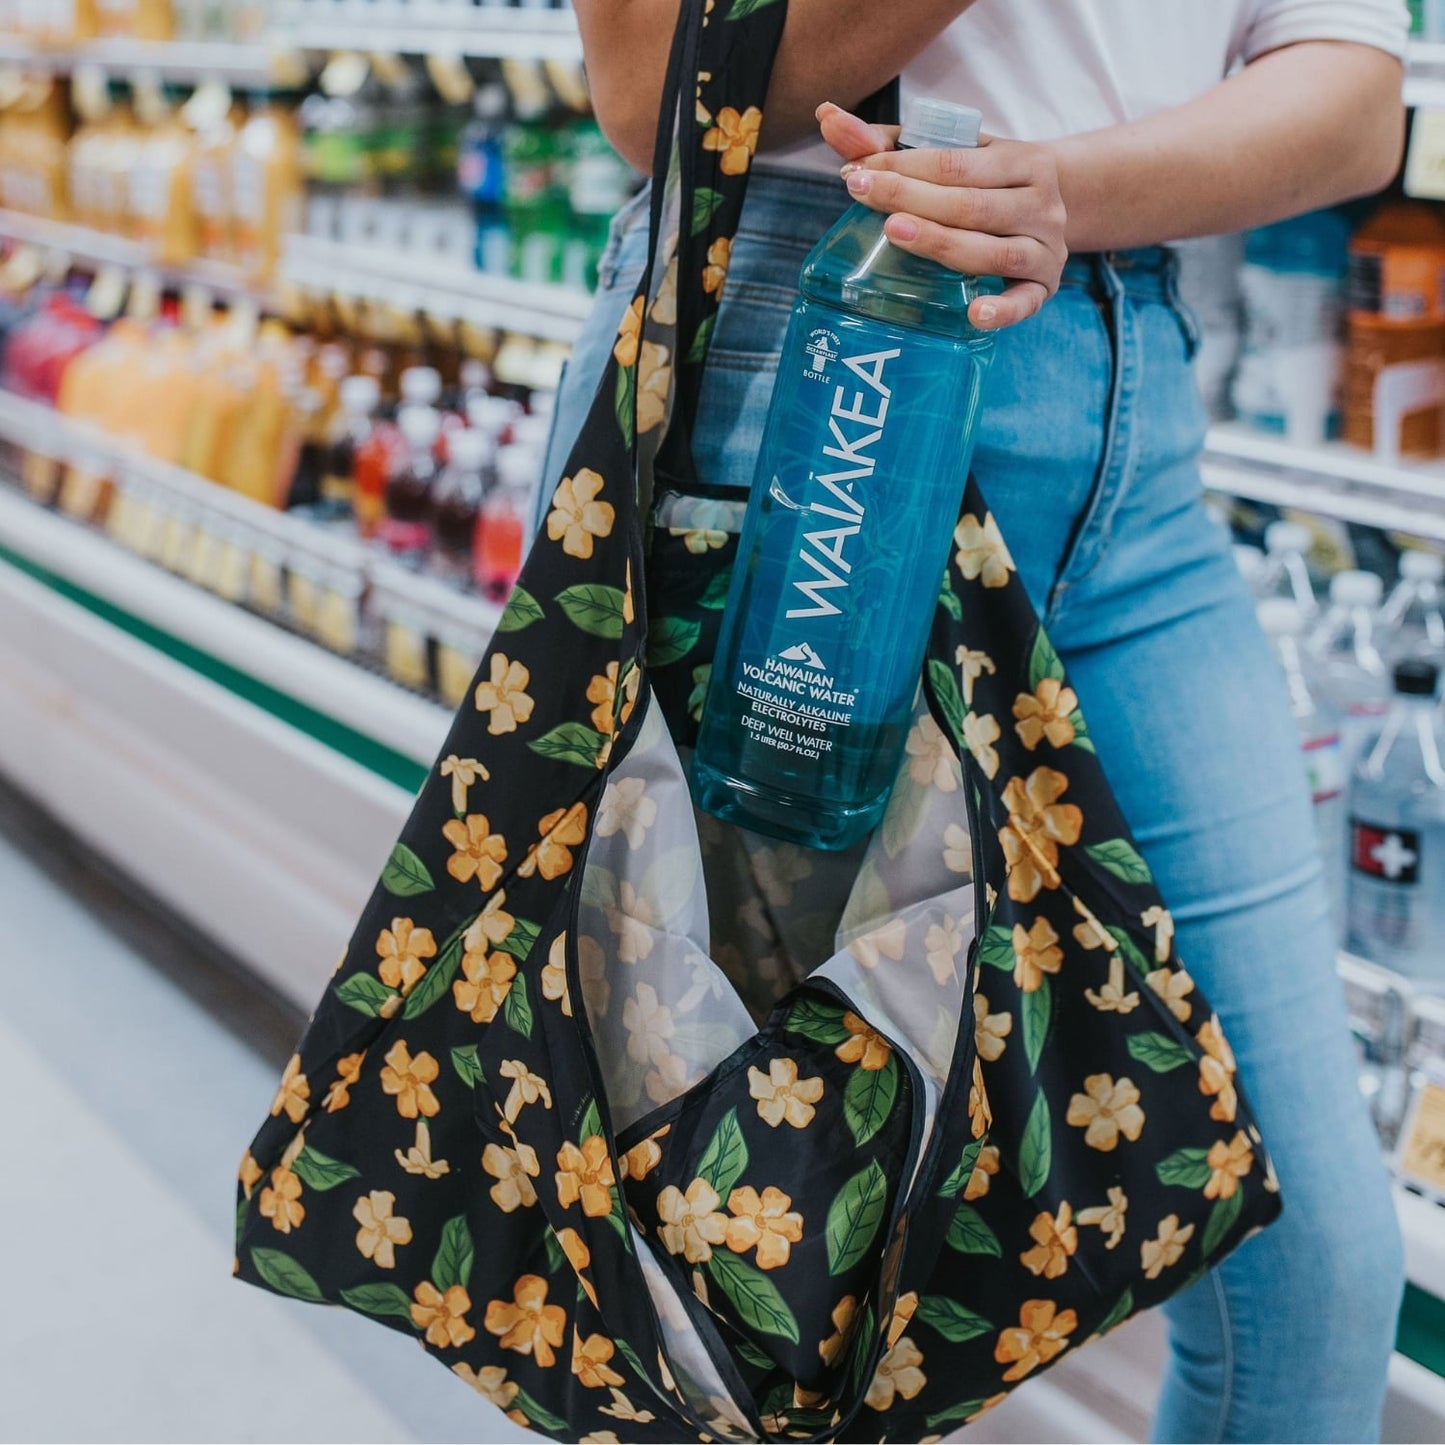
left=541, top=167, right=1406, bottom=1443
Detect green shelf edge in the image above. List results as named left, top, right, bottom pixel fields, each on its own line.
left=1400, top=1281, right=1445, bottom=1380
left=0, top=539, right=430, bottom=795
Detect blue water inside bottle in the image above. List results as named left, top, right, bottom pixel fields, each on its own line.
left=689, top=101, right=1002, bottom=850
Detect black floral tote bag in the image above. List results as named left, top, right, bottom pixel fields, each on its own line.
left=235, top=3, right=1282, bottom=1439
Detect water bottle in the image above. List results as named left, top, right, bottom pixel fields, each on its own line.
left=1347, top=659, right=1445, bottom=987
left=1380, top=548, right=1445, bottom=666
left=1258, top=519, right=1318, bottom=616
left=1305, top=568, right=1390, bottom=765
left=690, top=99, right=1002, bottom=850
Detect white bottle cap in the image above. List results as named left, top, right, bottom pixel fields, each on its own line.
left=467, top=393, right=523, bottom=436
left=446, top=427, right=493, bottom=470
left=1257, top=598, right=1305, bottom=636
left=1328, top=569, right=1383, bottom=607
left=529, top=390, right=556, bottom=421
left=497, top=446, right=539, bottom=491
left=898, top=98, right=984, bottom=152
left=398, top=404, right=441, bottom=449
left=512, top=413, right=551, bottom=451
left=1232, top=544, right=1266, bottom=584
left=339, top=374, right=380, bottom=416
left=400, top=366, right=442, bottom=405
left=1399, top=548, right=1445, bottom=584
left=1265, top=519, right=1312, bottom=556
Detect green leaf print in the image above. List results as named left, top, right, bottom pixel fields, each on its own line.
left=615, top=362, right=636, bottom=449
left=726, top=0, right=783, bottom=18
left=401, top=923, right=468, bottom=1020
left=496, top=586, right=544, bottom=633
left=937, top=1138, right=983, bottom=1198
left=1068, top=707, right=1096, bottom=752
left=555, top=582, right=628, bottom=638
left=340, top=1283, right=414, bottom=1321
left=1018, top=1092, right=1052, bottom=1198
left=613, top=1335, right=651, bottom=1382
left=937, top=579, right=963, bottom=621
left=451, top=1044, right=484, bottom=1088
left=731, top=1335, right=775, bottom=1371
left=697, top=1108, right=749, bottom=1199
left=783, top=995, right=850, bottom=1045
left=926, top=656, right=967, bottom=746
left=691, top=186, right=725, bottom=234
left=543, top=1229, right=566, bottom=1273
left=945, top=1202, right=1002, bottom=1258
left=528, top=721, right=611, bottom=769
left=510, top=1387, right=570, bottom=1436
left=1095, top=1286, right=1135, bottom=1338
left=698, top=564, right=734, bottom=610
left=843, top=1054, right=899, bottom=1146
left=1126, top=1032, right=1194, bottom=1073
left=685, top=314, right=716, bottom=365
left=706, top=1248, right=801, bottom=1343
left=1106, top=926, right=1152, bottom=976
left=1201, top=1189, right=1245, bottom=1259
left=251, top=1248, right=326, bottom=1303
left=606, top=1189, right=630, bottom=1243
left=290, top=1146, right=361, bottom=1192
left=494, top=916, right=540, bottom=963
left=848, top=1301, right=876, bottom=1394
left=382, top=842, right=434, bottom=898
left=916, top=1295, right=993, bottom=1343
left=502, top=971, right=533, bottom=1038
left=578, top=1097, right=603, bottom=1144
left=648, top=616, right=702, bottom=668
left=978, top=923, right=1015, bottom=971
left=926, top=1400, right=993, bottom=1432
left=826, top=1159, right=889, bottom=1276
left=1155, top=1146, right=1213, bottom=1189
left=432, top=1215, right=475, bottom=1292
left=688, top=664, right=712, bottom=721
left=1087, top=838, right=1155, bottom=885
left=337, top=972, right=395, bottom=1017
left=1022, top=976, right=1051, bottom=1074
left=1028, top=625, right=1067, bottom=690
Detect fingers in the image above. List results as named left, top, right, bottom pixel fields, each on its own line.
left=860, top=137, right=1046, bottom=191
left=969, top=282, right=1050, bottom=331
left=844, top=165, right=1017, bottom=238
left=880, top=211, right=1059, bottom=293
left=816, top=101, right=899, bottom=163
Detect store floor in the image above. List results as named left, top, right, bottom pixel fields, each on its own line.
left=0, top=786, right=525, bottom=1445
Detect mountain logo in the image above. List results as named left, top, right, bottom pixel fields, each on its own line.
left=778, top=642, right=827, bottom=671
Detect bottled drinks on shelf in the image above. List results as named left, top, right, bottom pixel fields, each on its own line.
left=1258, top=519, right=1318, bottom=615
left=430, top=425, right=492, bottom=585
left=322, top=373, right=378, bottom=523
left=1381, top=548, right=1445, bottom=666
left=379, top=402, right=440, bottom=562
left=474, top=443, right=536, bottom=603
left=1306, top=568, right=1390, bottom=762
left=1347, top=659, right=1445, bottom=987
left=456, top=81, right=510, bottom=275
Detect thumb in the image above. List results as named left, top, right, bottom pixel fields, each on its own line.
left=816, top=101, right=900, bottom=162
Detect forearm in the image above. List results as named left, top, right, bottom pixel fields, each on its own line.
left=576, top=0, right=973, bottom=171
left=1051, top=42, right=1405, bottom=253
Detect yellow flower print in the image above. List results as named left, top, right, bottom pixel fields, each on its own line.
left=649, top=255, right=678, bottom=327
left=380, top=1040, right=441, bottom=1120
left=819, top=1295, right=859, bottom=1367
left=1196, top=1014, right=1239, bottom=1123
left=259, top=1165, right=304, bottom=1234
left=1141, top=904, right=1175, bottom=962
left=924, top=915, right=964, bottom=986
left=270, top=1053, right=309, bottom=1124
left=586, top=660, right=641, bottom=736
left=1071, top=895, right=1115, bottom=952
left=1141, top=1214, right=1195, bottom=1280
left=547, top=468, right=615, bottom=559
left=969, top=1056, right=992, bottom=1138
left=376, top=917, right=436, bottom=997
left=483, top=1139, right=541, bottom=1212
left=613, top=296, right=643, bottom=367
left=962, top=711, right=1001, bottom=779
left=865, top=1335, right=926, bottom=1411
left=467, top=890, right=516, bottom=952
left=442, top=813, right=508, bottom=890
left=484, top=1275, right=565, bottom=1364
left=580, top=1434, right=621, bottom=1444
left=702, top=235, right=732, bottom=296
left=955, top=645, right=996, bottom=705
left=724, top=1185, right=804, bottom=1269
left=974, top=993, right=1013, bottom=1062
left=1066, top=1073, right=1145, bottom=1151
left=395, top=1119, right=450, bottom=1178
left=620, top=1130, right=666, bottom=1181
left=1146, top=966, right=1194, bottom=1023
left=352, top=1189, right=413, bottom=1269
left=748, top=1056, right=825, bottom=1127
left=1084, top=953, right=1141, bottom=1014
left=555, top=1135, right=616, bottom=1217
left=965, top=1142, right=1001, bottom=1201
left=599, top=1387, right=655, bottom=1424
left=239, top=1150, right=263, bottom=1198
left=1205, top=1131, right=1254, bottom=1200
left=323, top=1051, right=365, bottom=1113
left=636, top=340, right=672, bottom=434
left=657, top=1177, right=729, bottom=1263
left=473, top=654, right=535, bottom=736
left=644, top=1049, right=692, bottom=1106
left=837, top=1012, right=893, bottom=1071
left=849, top=916, right=907, bottom=969
left=572, top=1331, right=626, bottom=1389
left=695, top=68, right=713, bottom=126
left=942, top=822, right=972, bottom=875
left=669, top=524, right=728, bottom=553
left=541, top=932, right=572, bottom=1016
left=994, top=1298, right=1077, bottom=1382
left=556, top=1227, right=598, bottom=1308
left=452, top=1362, right=521, bottom=1417
left=1076, top=1185, right=1128, bottom=1249
left=1012, top=916, right=1063, bottom=993
left=439, top=754, right=488, bottom=813
left=597, top=775, right=658, bottom=850
left=954, top=512, right=1015, bottom=590
left=500, top=1058, right=553, bottom=1123
left=1013, top=678, right=1078, bottom=751
left=453, top=947, right=516, bottom=1024
left=906, top=713, right=960, bottom=792
left=518, top=802, right=589, bottom=881
left=999, top=766, right=1084, bottom=902
left=702, top=105, right=762, bottom=176
left=1020, top=1202, right=1078, bottom=1279
left=887, top=1291, right=920, bottom=1349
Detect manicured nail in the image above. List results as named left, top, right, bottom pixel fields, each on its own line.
left=887, top=215, right=918, bottom=241
left=845, top=169, right=872, bottom=194
left=976, top=301, right=998, bottom=323
left=815, top=101, right=836, bottom=119
left=839, top=161, right=860, bottom=177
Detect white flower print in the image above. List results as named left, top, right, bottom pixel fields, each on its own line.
left=605, top=881, right=658, bottom=965
left=924, top=915, right=964, bottom=986
left=905, top=714, right=960, bottom=792
left=623, top=982, right=675, bottom=1065
left=596, top=776, right=658, bottom=850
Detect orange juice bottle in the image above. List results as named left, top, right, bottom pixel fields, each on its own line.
left=190, top=93, right=243, bottom=263
left=93, top=95, right=139, bottom=236
left=133, top=0, right=175, bottom=41
left=232, top=93, right=303, bottom=280
left=131, top=87, right=199, bottom=263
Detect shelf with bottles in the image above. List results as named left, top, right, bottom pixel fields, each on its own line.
left=0, top=36, right=286, bottom=85
left=268, top=1, right=583, bottom=62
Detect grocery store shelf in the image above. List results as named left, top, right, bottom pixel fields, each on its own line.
left=268, top=1, right=584, bottom=61
left=283, top=231, right=592, bottom=342
left=0, top=208, right=272, bottom=304
left=1400, top=1184, right=1445, bottom=1307
left=0, top=36, right=282, bottom=85
left=1202, top=422, right=1445, bottom=543
left=1407, top=40, right=1445, bottom=109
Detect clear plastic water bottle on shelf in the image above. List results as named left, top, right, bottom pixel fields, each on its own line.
left=1379, top=548, right=1445, bottom=666
left=1257, top=519, right=1318, bottom=615
left=1347, top=659, right=1445, bottom=987
left=1260, top=598, right=1347, bottom=937
left=1305, top=568, right=1390, bottom=763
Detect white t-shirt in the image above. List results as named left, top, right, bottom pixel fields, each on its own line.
left=766, top=0, right=1410, bottom=170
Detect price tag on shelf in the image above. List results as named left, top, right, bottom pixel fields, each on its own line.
left=1396, top=1075, right=1445, bottom=1200
left=436, top=638, right=481, bottom=710
left=21, top=450, right=60, bottom=506
left=186, top=527, right=227, bottom=593
left=316, top=583, right=361, bottom=657
left=1406, top=109, right=1445, bottom=201
left=57, top=464, right=108, bottom=523
left=288, top=566, right=321, bottom=633
left=159, top=510, right=198, bottom=577
left=215, top=535, right=251, bottom=604
left=249, top=548, right=286, bottom=616
left=384, top=616, right=431, bottom=692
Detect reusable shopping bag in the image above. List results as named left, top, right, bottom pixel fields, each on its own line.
left=235, top=3, right=1283, bottom=1439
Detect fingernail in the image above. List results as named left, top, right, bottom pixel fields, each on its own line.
left=839, top=161, right=859, bottom=177
left=845, top=169, right=872, bottom=194
left=887, top=216, right=918, bottom=242
left=815, top=101, right=835, bottom=119
left=976, top=301, right=998, bottom=323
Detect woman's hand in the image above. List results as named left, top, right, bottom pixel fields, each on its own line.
left=818, top=101, right=1067, bottom=331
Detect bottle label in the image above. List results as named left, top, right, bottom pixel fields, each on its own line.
left=1303, top=731, right=1345, bottom=804
left=1351, top=819, right=1421, bottom=884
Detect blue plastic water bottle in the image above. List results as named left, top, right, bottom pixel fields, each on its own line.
left=690, top=99, right=1003, bottom=850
